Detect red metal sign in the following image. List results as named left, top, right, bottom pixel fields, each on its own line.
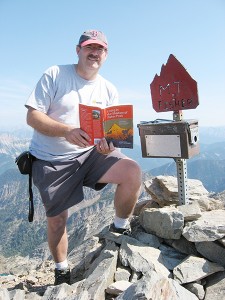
left=150, top=54, right=199, bottom=112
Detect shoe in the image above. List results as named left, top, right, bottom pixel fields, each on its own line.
left=109, top=223, right=131, bottom=236
left=54, top=268, right=71, bottom=285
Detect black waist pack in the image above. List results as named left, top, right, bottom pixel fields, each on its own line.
left=15, top=151, right=35, bottom=222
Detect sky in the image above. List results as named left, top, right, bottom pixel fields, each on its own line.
left=0, top=0, right=225, bottom=131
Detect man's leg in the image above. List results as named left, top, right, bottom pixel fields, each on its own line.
left=47, top=209, right=68, bottom=263
left=47, top=209, right=71, bottom=285
left=98, top=158, right=142, bottom=219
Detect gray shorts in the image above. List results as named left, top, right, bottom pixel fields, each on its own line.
left=32, top=147, right=126, bottom=217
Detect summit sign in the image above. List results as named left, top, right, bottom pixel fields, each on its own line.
left=150, top=54, right=199, bottom=112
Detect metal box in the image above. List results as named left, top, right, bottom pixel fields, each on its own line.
left=137, top=119, right=199, bottom=159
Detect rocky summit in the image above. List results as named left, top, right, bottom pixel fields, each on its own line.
left=1, top=175, right=225, bottom=300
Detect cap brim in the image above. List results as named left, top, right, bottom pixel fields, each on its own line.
left=80, top=39, right=108, bottom=49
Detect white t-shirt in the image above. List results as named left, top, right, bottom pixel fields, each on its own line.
left=25, top=64, right=119, bottom=161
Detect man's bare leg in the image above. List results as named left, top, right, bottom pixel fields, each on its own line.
left=47, top=209, right=68, bottom=263
left=98, top=158, right=142, bottom=219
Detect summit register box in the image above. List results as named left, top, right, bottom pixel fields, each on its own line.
left=137, top=119, right=199, bottom=159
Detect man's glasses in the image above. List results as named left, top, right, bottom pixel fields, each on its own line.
left=81, top=45, right=107, bottom=54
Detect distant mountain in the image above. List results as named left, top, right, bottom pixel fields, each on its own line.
left=0, top=127, right=32, bottom=140
left=148, top=141, right=225, bottom=193
left=199, top=126, right=225, bottom=144
left=0, top=133, right=31, bottom=175
left=0, top=168, right=46, bottom=256
left=150, top=158, right=225, bottom=193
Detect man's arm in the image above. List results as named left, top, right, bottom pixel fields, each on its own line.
left=27, top=107, right=91, bottom=147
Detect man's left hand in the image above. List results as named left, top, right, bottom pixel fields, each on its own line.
left=96, top=138, right=115, bottom=154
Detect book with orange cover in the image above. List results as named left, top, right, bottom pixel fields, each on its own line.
left=79, top=103, right=133, bottom=148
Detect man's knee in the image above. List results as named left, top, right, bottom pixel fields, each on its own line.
left=47, top=210, right=68, bottom=233
left=123, top=159, right=142, bottom=185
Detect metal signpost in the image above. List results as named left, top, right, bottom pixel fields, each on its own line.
left=138, top=54, right=199, bottom=205
left=173, top=110, right=189, bottom=205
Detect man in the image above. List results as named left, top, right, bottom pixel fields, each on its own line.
left=25, top=30, right=142, bottom=285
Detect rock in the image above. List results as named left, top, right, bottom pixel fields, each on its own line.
left=184, top=282, right=205, bottom=299
left=106, top=280, right=132, bottom=296
left=25, top=292, right=42, bottom=300
left=204, top=271, right=225, bottom=300
left=26, top=275, right=39, bottom=284
left=195, top=241, right=225, bottom=267
left=131, top=230, right=162, bottom=248
left=158, top=244, right=187, bottom=270
left=119, top=238, right=171, bottom=278
left=0, top=275, right=16, bottom=284
left=218, top=237, right=225, bottom=247
left=164, top=236, right=199, bottom=256
left=139, top=206, right=184, bottom=239
left=182, top=210, right=225, bottom=242
left=173, top=255, right=224, bottom=284
left=0, top=288, right=10, bottom=300
left=144, top=176, right=180, bottom=206
left=133, top=199, right=152, bottom=215
left=42, top=283, right=74, bottom=300
left=116, top=271, right=198, bottom=300
left=177, top=202, right=202, bottom=221
left=144, top=176, right=209, bottom=206
left=82, top=241, right=119, bottom=300
left=114, top=267, right=131, bottom=282
left=68, top=236, right=103, bottom=281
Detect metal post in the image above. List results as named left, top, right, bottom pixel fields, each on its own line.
left=173, top=110, right=189, bottom=205
left=175, top=158, right=189, bottom=205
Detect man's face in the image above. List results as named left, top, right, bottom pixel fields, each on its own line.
left=77, top=43, right=108, bottom=71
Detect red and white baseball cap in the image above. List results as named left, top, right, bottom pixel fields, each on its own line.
left=78, top=30, right=108, bottom=49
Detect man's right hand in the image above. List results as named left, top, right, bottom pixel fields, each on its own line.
left=27, top=107, right=91, bottom=147
left=65, top=128, right=91, bottom=147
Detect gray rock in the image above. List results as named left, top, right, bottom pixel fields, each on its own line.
left=42, top=283, right=74, bottom=300
left=173, top=255, right=224, bottom=284
left=116, top=271, right=198, bottom=300
left=68, top=236, right=102, bottom=281
left=165, top=236, right=199, bottom=256
left=132, top=230, right=163, bottom=248
left=114, top=267, right=131, bottom=282
left=159, top=244, right=187, bottom=270
left=139, top=206, right=184, bottom=239
left=195, top=241, right=225, bottom=267
left=184, top=282, right=205, bottom=300
left=82, top=241, right=119, bottom=300
left=0, top=288, right=10, bottom=300
left=177, top=202, right=202, bottom=221
left=204, top=271, right=225, bottom=300
left=25, top=292, right=42, bottom=300
left=119, top=238, right=171, bottom=278
left=106, top=280, right=133, bottom=296
left=144, top=176, right=209, bottom=207
left=8, top=289, right=26, bottom=300
left=183, top=210, right=225, bottom=242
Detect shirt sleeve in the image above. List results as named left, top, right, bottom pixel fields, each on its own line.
left=25, top=72, right=55, bottom=114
